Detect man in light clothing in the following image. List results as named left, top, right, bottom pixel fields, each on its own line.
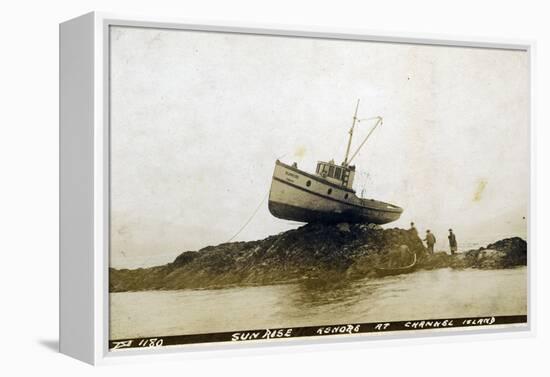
left=424, top=230, right=436, bottom=254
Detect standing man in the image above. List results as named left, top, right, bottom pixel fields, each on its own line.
left=448, top=229, right=458, bottom=255
left=424, top=230, right=436, bottom=254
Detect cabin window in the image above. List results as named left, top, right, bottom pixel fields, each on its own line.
left=328, top=165, right=335, bottom=177
left=327, top=188, right=332, bottom=195
left=335, top=167, right=342, bottom=180
left=345, top=193, right=349, bottom=199
left=306, top=180, right=311, bottom=187
left=316, top=164, right=321, bottom=173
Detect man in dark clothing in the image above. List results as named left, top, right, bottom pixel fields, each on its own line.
left=424, top=230, right=436, bottom=254
left=448, top=229, right=458, bottom=255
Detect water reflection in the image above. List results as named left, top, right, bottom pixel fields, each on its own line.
left=110, top=267, right=527, bottom=339
left=292, top=276, right=362, bottom=307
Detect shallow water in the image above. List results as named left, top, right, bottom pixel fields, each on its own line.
left=110, top=267, right=527, bottom=339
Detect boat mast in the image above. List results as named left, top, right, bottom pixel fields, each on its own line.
left=343, top=99, right=360, bottom=166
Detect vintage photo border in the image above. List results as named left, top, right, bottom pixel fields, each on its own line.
left=90, top=12, right=535, bottom=363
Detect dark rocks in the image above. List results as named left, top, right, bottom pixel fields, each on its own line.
left=172, top=251, right=198, bottom=267
left=417, top=237, right=527, bottom=270
left=486, top=237, right=528, bottom=267
left=464, top=237, right=527, bottom=269
left=417, top=252, right=454, bottom=270
left=109, top=224, right=527, bottom=292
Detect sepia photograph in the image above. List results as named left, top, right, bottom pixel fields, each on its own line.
left=107, top=25, right=529, bottom=350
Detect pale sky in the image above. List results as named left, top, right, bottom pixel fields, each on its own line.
left=109, top=26, right=529, bottom=268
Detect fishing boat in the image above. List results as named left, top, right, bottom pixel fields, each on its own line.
left=268, top=100, right=403, bottom=224
left=374, top=253, right=417, bottom=277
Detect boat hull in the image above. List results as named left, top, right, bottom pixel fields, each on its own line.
left=268, top=161, right=403, bottom=224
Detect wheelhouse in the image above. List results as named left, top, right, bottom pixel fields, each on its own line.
left=315, top=160, right=356, bottom=189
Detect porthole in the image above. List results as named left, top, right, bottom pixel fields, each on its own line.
left=306, top=180, right=311, bottom=187
left=327, top=188, right=332, bottom=195
left=344, top=193, right=349, bottom=199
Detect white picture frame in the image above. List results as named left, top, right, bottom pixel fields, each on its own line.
left=60, top=11, right=535, bottom=365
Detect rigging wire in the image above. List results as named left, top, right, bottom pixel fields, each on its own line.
left=347, top=116, right=383, bottom=164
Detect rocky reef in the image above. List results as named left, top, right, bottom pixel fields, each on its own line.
left=109, top=223, right=527, bottom=292
left=417, top=237, right=527, bottom=270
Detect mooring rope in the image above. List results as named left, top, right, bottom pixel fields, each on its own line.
left=226, top=190, right=270, bottom=243
left=225, top=151, right=288, bottom=243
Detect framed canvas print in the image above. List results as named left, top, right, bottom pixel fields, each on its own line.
left=60, top=12, right=534, bottom=364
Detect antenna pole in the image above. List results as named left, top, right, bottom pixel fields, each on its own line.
left=343, top=99, right=360, bottom=166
